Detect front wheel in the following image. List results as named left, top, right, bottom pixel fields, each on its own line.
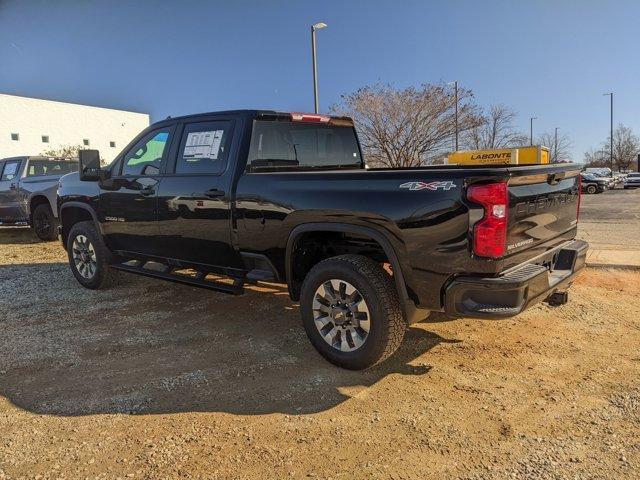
left=300, top=254, right=406, bottom=370
left=586, top=185, right=597, bottom=194
left=66, top=221, right=118, bottom=289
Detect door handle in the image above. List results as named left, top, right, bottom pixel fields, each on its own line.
left=204, top=189, right=225, bottom=198
left=139, top=186, right=155, bottom=196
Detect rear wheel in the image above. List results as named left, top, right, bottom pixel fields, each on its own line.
left=586, top=185, right=597, bottom=194
left=66, top=221, right=118, bottom=289
left=300, top=254, right=405, bottom=370
left=32, top=203, right=58, bottom=241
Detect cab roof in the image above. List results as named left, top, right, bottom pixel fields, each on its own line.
left=154, top=109, right=353, bottom=126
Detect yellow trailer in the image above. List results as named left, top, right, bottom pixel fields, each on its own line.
left=445, top=146, right=550, bottom=166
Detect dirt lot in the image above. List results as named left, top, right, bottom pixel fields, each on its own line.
left=1, top=226, right=639, bottom=479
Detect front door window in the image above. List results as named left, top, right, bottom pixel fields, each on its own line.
left=122, top=130, right=171, bottom=176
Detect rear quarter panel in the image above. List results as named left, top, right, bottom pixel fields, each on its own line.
left=235, top=169, right=477, bottom=309
left=20, top=176, right=64, bottom=218
left=234, top=163, right=582, bottom=311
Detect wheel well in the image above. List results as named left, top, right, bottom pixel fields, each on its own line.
left=288, top=230, right=391, bottom=301
left=60, top=206, right=94, bottom=248
left=29, top=195, right=52, bottom=223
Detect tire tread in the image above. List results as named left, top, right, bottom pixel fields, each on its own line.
left=301, top=254, right=406, bottom=369
left=32, top=203, right=58, bottom=241
left=67, top=221, right=118, bottom=289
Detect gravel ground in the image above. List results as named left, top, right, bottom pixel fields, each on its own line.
left=1, top=227, right=639, bottom=479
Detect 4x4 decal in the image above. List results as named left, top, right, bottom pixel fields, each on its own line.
left=399, top=181, right=457, bottom=191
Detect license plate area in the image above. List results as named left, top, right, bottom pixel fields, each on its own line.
left=536, top=251, right=560, bottom=272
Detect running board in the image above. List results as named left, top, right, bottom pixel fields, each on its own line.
left=111, top=261, right=244, bottom=295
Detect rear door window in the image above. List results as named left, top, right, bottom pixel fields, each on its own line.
left=174, top=121, right=232, bottom=175
left=26, top=160, right=79, bottom=177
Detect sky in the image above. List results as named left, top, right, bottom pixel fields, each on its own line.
left=1, top=0, right=639, bottom=161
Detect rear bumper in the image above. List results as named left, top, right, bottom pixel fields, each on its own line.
left=443, top=239, right=588, bottom=319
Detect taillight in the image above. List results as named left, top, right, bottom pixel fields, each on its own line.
left=467, top=182, right=508, bottom=258
left=290, top=112, right=331, bottom=123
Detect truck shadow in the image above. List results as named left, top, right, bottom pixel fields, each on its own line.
left=0, top=226, right=41, bottom=244
left=0, top=262, right=459, bottom=417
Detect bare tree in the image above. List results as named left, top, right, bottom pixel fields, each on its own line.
left=537, top=131, right=573, bottom=162
left=604, top=124, right=639, bottom=172
left=331, top=83, right=483, bottom=167
left=583, top=147, right=609, bottom=167
left=462, top=105, right=528, bottom=150
left=584, top=124, right=640, bottom=171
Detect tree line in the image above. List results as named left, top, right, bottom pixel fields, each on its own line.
left=583, top=124, right=639, bottom=172
left=331, top=83, right=572, bottom=168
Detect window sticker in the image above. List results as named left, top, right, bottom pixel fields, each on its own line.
left=183, top=130, right=224, bottom=161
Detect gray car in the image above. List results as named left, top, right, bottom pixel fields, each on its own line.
left=0, top=156, right=78, bottom=240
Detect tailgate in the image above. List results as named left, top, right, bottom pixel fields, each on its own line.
left=505, top=166, right=581, bottom=255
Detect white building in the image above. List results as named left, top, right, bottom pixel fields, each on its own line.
left=0, top=93, right=150, bottom=162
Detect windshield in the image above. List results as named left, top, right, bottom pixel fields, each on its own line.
left=247, top=120, right=362, bottom=172
left=582, top=173, right=600, bottom=180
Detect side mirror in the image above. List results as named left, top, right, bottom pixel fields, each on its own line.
left=79, top=149, right=102, bottom=181
left=141, top=163, right=160, bottom=176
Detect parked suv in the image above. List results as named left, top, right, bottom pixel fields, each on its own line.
left=0, top=156, right=78, bottom=240
left=580, top=172, right=608, bottom=194
left=58, top=110, right=587, bottom=369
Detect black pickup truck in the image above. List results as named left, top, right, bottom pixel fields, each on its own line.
left=58, top=110, right=587, bottom=369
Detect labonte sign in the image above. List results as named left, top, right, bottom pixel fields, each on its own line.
left=446, top=146, right=550, bottom=166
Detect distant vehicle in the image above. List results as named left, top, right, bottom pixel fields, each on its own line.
left=585, top=167, right=612, bottom=177
left=624, top=173, right=640, bottom=189
left=580, top=172, right=608, bottom=194
left=589, top=171, right=617, bottom=188
left=0, top=156, right=78, bottom=240
left=58, top=109, right=587, bottom=369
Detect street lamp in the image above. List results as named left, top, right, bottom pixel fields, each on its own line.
left=311, top=22, right=327, bottom=114
left=554, top=127, right=558, bottom=163
left=447, top=81, right=459, bottom=151
left=603, top=92, right=613, bottom=172
left=530, top=117, right=537, bottom=146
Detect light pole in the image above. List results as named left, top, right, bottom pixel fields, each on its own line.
left=311, top=22, right=327, bottom=114
left=603, top=92, right=613, bottom=172
left=448, top=81, right=459, bottom=151
left=530, top=117, right=537, bottom=146
left=554, top=127, right=558, bottom=162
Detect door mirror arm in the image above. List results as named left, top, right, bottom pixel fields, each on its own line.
left=98, top=168, right=111, bottom=182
